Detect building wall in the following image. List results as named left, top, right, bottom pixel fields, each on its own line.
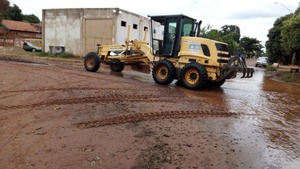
left=0, top=30, right=41, bottom=47
left=43, top=9, right=83, bottom=55
left=43, top=8, right=150, bottom=56
left=115, top=10, right=150, bottom=44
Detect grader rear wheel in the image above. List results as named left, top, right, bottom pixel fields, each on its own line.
left=180, top=63, right=207, bottom=90
left=84, top=52, right=100, bottom=72
left=152, top=60, right=176, bottom=85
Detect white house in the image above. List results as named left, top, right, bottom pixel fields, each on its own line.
left=42, top=8, right=150, bottom=56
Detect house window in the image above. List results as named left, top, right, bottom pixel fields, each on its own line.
left=121, top=21, right=127, bottom=27
left=133, top=24, right=138, bottom=29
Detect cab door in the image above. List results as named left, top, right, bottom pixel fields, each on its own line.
left=163, top=18, right=179, bottom=56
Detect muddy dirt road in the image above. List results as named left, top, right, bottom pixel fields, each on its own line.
left=0, top=57, right=299, bottom=169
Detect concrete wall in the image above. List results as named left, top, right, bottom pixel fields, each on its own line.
left=115, top=10, right=150, bottom=43
left=43, top=8, right=86, bottom=56
left=43, top=8, right=150, bottom=56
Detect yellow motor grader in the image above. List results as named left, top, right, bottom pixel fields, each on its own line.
left=84, top=14, right=254, bottom=90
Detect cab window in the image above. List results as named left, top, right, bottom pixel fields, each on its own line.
left=163, top=18, right=178, bottom=56
left=182, top=18, right=194, bottom=36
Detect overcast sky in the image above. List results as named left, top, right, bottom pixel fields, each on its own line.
left=9, top=0, right=299, bottom=47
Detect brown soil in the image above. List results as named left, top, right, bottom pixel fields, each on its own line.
left=1, top=48, right=299, bottom=169
left=0, top=54, right=238, bottom=169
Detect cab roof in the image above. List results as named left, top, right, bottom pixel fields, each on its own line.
left=148, top=14, right=197, bottom=24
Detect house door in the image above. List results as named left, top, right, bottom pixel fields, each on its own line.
left=84, top=19, right=113, bottom=55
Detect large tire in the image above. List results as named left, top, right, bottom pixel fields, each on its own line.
left=110, top=60, right=125, bottom=72
left=152, top=60, right=176, bottom=85
left=207, top=79, right=225, bottom=88
left=180, top=63, right=207, bottom=90
left=84, top=52, right=100, bottom=72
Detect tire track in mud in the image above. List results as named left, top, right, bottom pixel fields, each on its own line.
left=0, top=94, right=179, bottom=110
left=2, top=87, right=105, bottom=93
left=0, top=56, right=48, bottom=65
left=74, top=110, right=243, bottom=128
left=1, top=86, right=172, bottom=93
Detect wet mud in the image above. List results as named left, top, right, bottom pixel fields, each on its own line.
left=0, top=58, right=299, bottom=169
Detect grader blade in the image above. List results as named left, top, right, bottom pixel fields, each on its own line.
left=247, top=68, right=254, bottom=78
left=223, top=56, right=255, bottom=79
left=249, top=71, right=253, bottom=78
left=241, top=71, right=246, bottom=78
left=246, top=71, right=250, bottom=78
left=131, top=63, right=151, bottom=74
left=241, top=68, right=254, bottom=78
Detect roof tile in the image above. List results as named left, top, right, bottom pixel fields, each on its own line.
left=1, top=20, right=41, bottom=33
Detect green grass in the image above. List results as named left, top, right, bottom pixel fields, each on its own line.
left=282, top=72, right=293, bottom=82
left=266, top=65, right=277, bottom=71
left=38, top=52, right=80, bottom=58
left=38, top=52, right=50, bottom=57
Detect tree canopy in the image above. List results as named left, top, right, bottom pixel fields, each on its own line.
left=0, top=0, right=40, bottom=23
left=239, top=37, right=263, bottom=57
left=221, top=25, right=240, bottom=43
left=0, top=0, right=10, bottom=21
left=201, top=24, right=263, bottom=57
left=266, top=7, right=300, bottom=65
left=23, top=14, right=41, bottom=23
left=6, top=4, right=23, bottom=21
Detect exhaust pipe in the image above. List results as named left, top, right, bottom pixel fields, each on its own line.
left=197, top=20, right=202, bottom=37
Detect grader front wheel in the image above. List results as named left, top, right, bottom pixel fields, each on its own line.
left=110, top=60, right=125, bottom=72
left=180, top=63, right=207, bottom=90
left=152, top=60, right=176, bottom=85
left=84, top=52, right=100, bottom=72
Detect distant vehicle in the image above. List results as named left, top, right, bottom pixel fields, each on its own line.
left=23, top=39, right=42, bottom=52
left=255, top=57, right=268, bottom=67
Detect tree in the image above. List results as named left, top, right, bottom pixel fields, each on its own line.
left=0, top=0, right=10, bottom=13
left=240, top=37, right=263, bottom=58
left=220, top=25, right=241, bottom=55
left=200, top=24, right=213, bottom=37
left=281, top=12, right=300, bottom=65
left=220, top=33, right=239, bottom=55
left=265, top=5, right=300, bottom=65
left=201, top=25, right=240, bottom=55
left=6, top=4, right=23, bottom=21
left=265, top=14, right=292, bottom=64
left=23, top=14, right=40, bottom=23
left=0, top=2, right=40, bottom=23
left=0, top=0, right=10, bottom=21
left=205, top=29, right=222, bottom=41
left=221, top=25, right=240, bottom=43
left=201, top=24, right=263, bottom=56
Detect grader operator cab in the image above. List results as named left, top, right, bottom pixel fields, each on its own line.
left=84, top=14, right=254, bottom=90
